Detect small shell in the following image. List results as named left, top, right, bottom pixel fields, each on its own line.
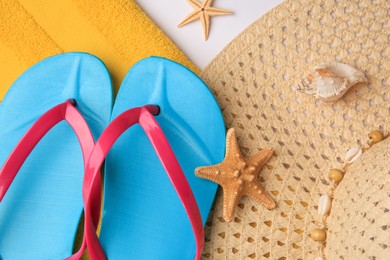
left=344, top=146, right=362, bottom=164
left=296, top=62, right=366, bottom=102
left=318, top=194, right=332, bottom=216
left=315, top=257, right=323, bottom=260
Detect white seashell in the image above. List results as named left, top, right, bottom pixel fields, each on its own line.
left=344, top=146, right=363, bottom=164
left=318, top=194, right=332, bottom=216
left=315, top=257, right=323, bottom=260
left=296, top=62, right=367, bottom=102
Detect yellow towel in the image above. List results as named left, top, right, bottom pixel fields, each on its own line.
left=0, top=0, right=198, bottom=258
left=0, top=0, right=198, bottom=99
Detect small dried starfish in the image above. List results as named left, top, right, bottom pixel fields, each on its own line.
left=195, top=128, right=276, bottom=222
left=178, top=0, right=232, bottom=40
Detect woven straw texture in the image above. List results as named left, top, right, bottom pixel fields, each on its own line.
left=326, top=137, right=390, bottom=259
left=200, top=0, right=389, bottom=259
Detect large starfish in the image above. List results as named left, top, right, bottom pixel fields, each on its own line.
left=178, top=0, right=232, bottom=40
left=195, top=128, right=276, bottom=222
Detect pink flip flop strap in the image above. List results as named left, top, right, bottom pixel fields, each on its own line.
left=0, top=100, right=98, bottom=260
left=83, top=105, right=204, bottom=260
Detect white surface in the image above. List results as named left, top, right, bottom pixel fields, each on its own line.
left=136, top=0, right=285, bottom=70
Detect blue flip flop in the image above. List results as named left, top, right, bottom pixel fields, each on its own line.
left=0, top=53, right=112, bottom=259
left=83, top=57, right=226, bottom=259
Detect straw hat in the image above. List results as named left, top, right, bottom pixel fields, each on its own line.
left=326, top=137, right=390, bottom=259
left=200, top=0, right=389, bottom=259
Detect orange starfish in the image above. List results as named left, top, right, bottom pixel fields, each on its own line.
left=195, top=128, right=276, bottom=222
left=178, top=0, right=232, bottom=40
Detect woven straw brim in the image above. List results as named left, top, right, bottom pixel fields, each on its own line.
left=326, top=136, right=390, bottom=259
left=200, top=0, right=390, bottom=259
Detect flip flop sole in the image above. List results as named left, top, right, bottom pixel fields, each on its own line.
left=100, top=57, right=225, bottom=259
left=0, top=53, right=112, bottom=259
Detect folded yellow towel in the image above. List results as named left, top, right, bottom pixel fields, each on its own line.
left=0, top=0, right=198, bottom=99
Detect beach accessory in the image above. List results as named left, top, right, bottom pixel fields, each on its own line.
left=82, top=57, right=225, bottom=259
left=0, top=53, right=112, bottom=259
left=325, top=131, right=389, bottom=259
left=195, top=128, right=276, bottom=222
left=310, top=129, right=388, bottom=259
left=199, top=0, right=390, bottom=258
left=0, top=0, right=197, bottom=98
left=178, top=0, right=232, bottom=40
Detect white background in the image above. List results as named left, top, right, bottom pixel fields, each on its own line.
left=136, top=0, right=285, bottom=70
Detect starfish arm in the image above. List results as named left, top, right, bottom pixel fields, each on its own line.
left=203, top=0, right=213, bottom=8
left=187, top=0, right=202, bottom=9
left=201, top=11, right=210, bottom=40
left=205, top=7, right=233, bottom=16
left=246, top=185, right=276, bottom=209
left=178, top=10, right=202, bottom=27
left=195, top=165, right=223, bottom=184
left=224, top=128, right=245, bottom=161
left=247, top=148, right=273, bottom=170
left=221, top=185, right=241, bottom=222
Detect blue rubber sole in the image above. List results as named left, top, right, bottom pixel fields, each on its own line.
left=99, top=57, right=225, bottom=259
left=0, top=53, right=112, bottom=259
